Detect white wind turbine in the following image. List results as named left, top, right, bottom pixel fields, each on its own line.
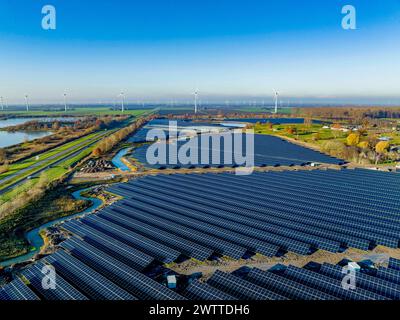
left=63, top=91, right=68, bottom=112
left=120, top=91, right=125, bottom=113
left=273, top=89, right=279, bottom=114
left=194, top=89, right=199, bottom=114
left=25, top=94, right=30, bottom=112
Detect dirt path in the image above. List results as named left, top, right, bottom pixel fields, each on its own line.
left=169, top=246, right=400, bottom=280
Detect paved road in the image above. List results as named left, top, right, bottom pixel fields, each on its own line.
left=0, top=131, right=110, bottom=196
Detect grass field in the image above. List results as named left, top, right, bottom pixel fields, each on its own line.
left=0, top=132, right=101, bottom=182
left=233, top=107, right=293, bottom=114
left=0, top=107, right=149, bottom=117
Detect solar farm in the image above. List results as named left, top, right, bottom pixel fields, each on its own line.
left=2, top=253, right=400, bottom=300
left=132, top=133, right=343, bottom=168
left=1, top=168, right=400, bottom=301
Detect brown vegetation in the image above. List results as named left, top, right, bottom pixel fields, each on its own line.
left=92, top=115, right=155, bottom=156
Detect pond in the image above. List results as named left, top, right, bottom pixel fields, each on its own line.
left=0, top=117, right=85, bottom=148
left=0, top=117, right=82, bottom=129
left=0, top=131, right=52, bottom=148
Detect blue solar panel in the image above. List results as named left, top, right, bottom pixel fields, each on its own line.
left=110, top=201, right=246, bottom=259
left=207, top=270, right=287, bottom=300
left=44, top=250, right=135, bottom=300
left=183, top=280, right=236, bottom=300
left=376, top=267, right=400, bottom=285
left=80, top=215, right=181, bottom=263
left=61, top=219, right=154, bottom=271
left=284, top=265, right=388, bottom=300
left=21, top=261, right=88, bottom=300
left=0, top=278, right=39, bottom=301
left=112, top=187, right=279, bottom=257
left=105, top=168, right=400, bottom=254
left=98, top=208, right=213, bottom=261
left=246, top=268, right=337, bottom=300
left=319, top=263, right=400, bottom=299
left=60, top=237, right=185, bottom=300
left=135, top=175, right=341, bottom=252
left=131, top=133, right=343, bottom=168
left=389, top=258, right=400, bottom=271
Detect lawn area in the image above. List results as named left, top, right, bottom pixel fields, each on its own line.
left=233, top=107, right=293, bottom=114
left=253, top=123, right=345, bottom=144
left=0, top=132, right=102, bottom=182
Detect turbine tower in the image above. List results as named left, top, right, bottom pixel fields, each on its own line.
left=25, top=94, right=29, bottom=112
left=120, top=91, right=125, bottom=113
left=63, top=91, right=68, bottom=112
left=194, top=89, right=199, bottom=114
left=273, top=89, right=279, bottom=114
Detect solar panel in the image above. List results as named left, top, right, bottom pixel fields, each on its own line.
left=114, top=185, right=280, bottom=257
left=131, top=133, right=342, bottom=168
left=284, top=265, right=388, bottom=300
left=319, top=263, right=400, bottom=299
left=44, top=250, right=135, bottom=300
left=110, top=201, right=246, bottom=259
left=0, top=278, right=39, bottom=301
left=106, top=168, right=400, bottom=254
left=60, top=237, right=185, bottom=300
left=61, top=220, right=154, bottom=271
left=183, top=280, right=236, bottom=300
left=375, top=267, right=400, bottom=285
left=207, top=270, right=287, bottom=300
left=21, top=261, right=88, bottom=300
left=80, top=215, right=181, bottom=263
left=246, top=268, right=337, bottom=300
left=389, top=257, right=400, bottom=271
left=98, top=208, right=213, bottom=261
left=136, top=176, right=341, bottom=252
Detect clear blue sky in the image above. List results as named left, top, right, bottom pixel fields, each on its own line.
left=0, top=0, right=400, bottom=104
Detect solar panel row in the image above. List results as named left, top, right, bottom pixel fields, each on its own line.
left=106, top=169, right=399, bottom=257
left=81, top=214, right=181, bottom=263
left=60, top=237, right=185, bottom=300
left=109, top=201, right=246, bottom=259
left=389, top=257, right=400, bottom=271
left=131, top=133, right=343, bottom=168
left=98, top=208, right=213, bottom=261
left=0, top=278, right=39, bottom=301
left=183, top=280, right=236, bottom=300
left=21, top=261, right=88, bottom=300
left=61, top=219, right=154, bottom=271
left=196, top=261, right=400, bottom=301
left=44, top=250, right=135, bottom=300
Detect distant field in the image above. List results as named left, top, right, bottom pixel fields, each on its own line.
left=233, top=107, right=293, bottom=114
left=0, top=108, right=149, bottom=117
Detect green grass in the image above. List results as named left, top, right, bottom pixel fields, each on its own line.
left=254, top=123, right=347, bottom=143
left=0, top=108, right=149, bottom=117
left=233, top=107, right=293, bottom=114
left=0, top=131, right=109, bottom=191
left=0, top=132, right=100, bottom=180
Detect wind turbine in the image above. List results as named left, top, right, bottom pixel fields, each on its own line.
left=63, top=91, right=68, bottom=112
left=120, top=91, right=125, bottom=113
left=273, top=89, right=279, bottom=114
left=25, top=94, right=29, bottom=112
left=194, top=89, right=199, bottom=114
